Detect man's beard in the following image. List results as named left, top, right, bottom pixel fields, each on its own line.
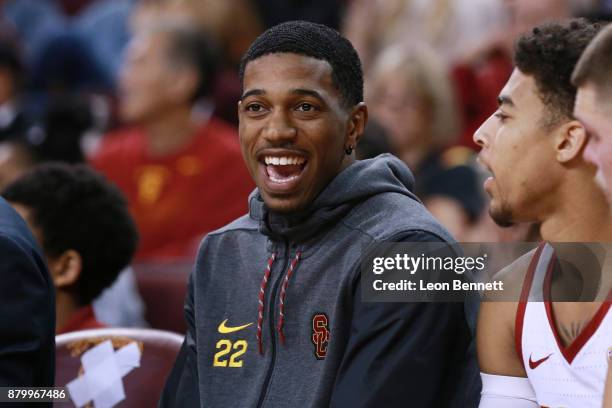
left=489, top=201, right=515, bottom=228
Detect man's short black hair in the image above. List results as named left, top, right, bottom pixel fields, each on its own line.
left=514, top=19, right=603, bottom=125
left=148, top=20, right=218, bottom=102
left=239, top=20, right=363, bottom=108
left=2, top=163, right=138, bottom=306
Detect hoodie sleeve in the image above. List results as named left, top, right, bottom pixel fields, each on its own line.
left=329, top=230, right=481, bottom=408
left=158, top=271, right=201, bottom=407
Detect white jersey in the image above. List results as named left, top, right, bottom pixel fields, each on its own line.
left=516, top=243, right=612, bottom=407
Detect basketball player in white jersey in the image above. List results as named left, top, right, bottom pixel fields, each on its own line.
left=474, top=19, right=612, bottom=407
left=572, top=24, right=612, bottom=408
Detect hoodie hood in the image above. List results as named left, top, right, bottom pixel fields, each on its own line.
left=249, top=154, right=420, bottom=243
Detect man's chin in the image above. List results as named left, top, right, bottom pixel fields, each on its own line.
left=489, top=205, right=515, bottom=228
left=261, top=192, right=306, bottom=214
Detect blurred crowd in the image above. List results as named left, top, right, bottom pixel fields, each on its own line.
left=0, top=0, right=609, bottom=332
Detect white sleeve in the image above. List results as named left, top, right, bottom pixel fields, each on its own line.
left=479, top=373, right=539, bottom=408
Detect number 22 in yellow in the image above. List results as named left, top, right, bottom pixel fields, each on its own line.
left=213, top=339, right=248, bottom=367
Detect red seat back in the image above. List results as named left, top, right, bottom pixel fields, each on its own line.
left=133, top=262, right=191, bottom=333
left=55, top=328, right=183, bottom=407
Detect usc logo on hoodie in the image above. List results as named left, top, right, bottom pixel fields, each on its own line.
left=312, top=313, right=330, bottom=360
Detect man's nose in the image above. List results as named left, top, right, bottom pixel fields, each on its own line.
left=473, top=115, right=494, bottom=149
left=263, top=109, right=297, bottom=143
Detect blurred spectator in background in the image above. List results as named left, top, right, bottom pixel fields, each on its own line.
left=344, top=0, right=506, bottom=70
left=345, top=0, right=593, bottom=150
left=3, top=163, right=139, bottom=334
left=130, top=0, right=263, bottom=125
left=130, top=0, right=261, bottom=67
left=0, top=94, right=92, bottom=190
left=368, top=44, right=484, bottom=240
left=343, top=0, right=509, bottom=150
left=3, top=0, right=133, bottom=85
left=452, top=0, right=577, bottom=148
left=71, top=0, right=133, bottom=84
left=28, top=32, right=113, bottom=94
left=90, top=20, right=253, bottom=260
left=368, top=44, right=460, bottom=171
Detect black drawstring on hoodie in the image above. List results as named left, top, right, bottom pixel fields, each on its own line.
left=256, top=251, right=302, bottom=354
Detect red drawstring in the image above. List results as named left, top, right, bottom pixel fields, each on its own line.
left=256, top=250, right=302, bottom=354
left=277, top=251, right=302, bottom=345
left=257, top=253, right=276, bottom=355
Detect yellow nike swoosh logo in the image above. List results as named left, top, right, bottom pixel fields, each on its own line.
left=218, top=319, right=253, bottom=334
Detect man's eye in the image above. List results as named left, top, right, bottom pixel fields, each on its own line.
left=494, top=111, right=508, bottom=122
left=246, top=103, right=263, bottom=112
left=296, top=103, right=314, bottom=112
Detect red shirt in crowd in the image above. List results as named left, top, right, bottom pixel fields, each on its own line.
left=57, top=305, right=105, bottom=335
left=90, top=118, right=254, bottom=260
left=452, top=49, right=513, bottom=150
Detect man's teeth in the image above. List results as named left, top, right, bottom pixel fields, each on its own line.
left=264, top=156, right=306, bottom=166
left=269, top=174, right=300, bottom=183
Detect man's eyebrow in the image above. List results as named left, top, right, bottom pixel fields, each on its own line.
left=241, top=89, right=264, bottom=100
left=240, top=88, right=327, bottom=102
left=291, top=88, right=325, bottom=101
left=497, top=95, right=515, bottom=107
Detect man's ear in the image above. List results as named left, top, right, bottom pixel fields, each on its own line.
left=555, top=120, right=588, bottom=164
left=237, top=100, right=243, bottom=120
left=48, top=250, right=82, bottom=289
left=346, top=102, right=368, bottom=149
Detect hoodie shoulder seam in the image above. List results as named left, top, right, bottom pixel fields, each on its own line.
left=338, top=219, right=450, bottom=243
left=206, top=226, right=259, bottom=238
left=338, top=219, right=378, bottom=241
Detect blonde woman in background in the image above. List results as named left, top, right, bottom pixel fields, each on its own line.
left=368, top=44, right=484, bottom=240
left=343, top=0, right=506, bottom=71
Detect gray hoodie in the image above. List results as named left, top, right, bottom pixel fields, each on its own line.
left=160, top=154, right=479, bottom=407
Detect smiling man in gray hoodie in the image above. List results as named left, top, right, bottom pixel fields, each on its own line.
left=160, top=20, right=478, bottom=408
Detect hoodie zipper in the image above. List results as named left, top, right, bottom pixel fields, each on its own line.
left=256, top=241, right=291, bottom=408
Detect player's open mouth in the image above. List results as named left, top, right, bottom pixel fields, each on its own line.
left=476, top=155, right=495, bottom=192
left=259, top=154, right=308, bottom=193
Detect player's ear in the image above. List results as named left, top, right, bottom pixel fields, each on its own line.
left=555, top=120, right=587, bottom=164
left=346, top=102, right=368, bottom=150
left=49, top=249, right=82, bottom=289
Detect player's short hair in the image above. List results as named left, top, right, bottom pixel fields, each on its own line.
left=572, top=23, right=612, bottom=103
left=145, top=19, right=218, bottom=102
left=239, top=20, right=363, bottom=108
left=2, top=163, right=138, bottom=305
left=514, top=19, right=603, bottom=126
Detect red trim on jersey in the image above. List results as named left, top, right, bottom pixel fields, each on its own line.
left=543, top=251, right=612, bottom=364
left=515, top=242, right=546, bottom=370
